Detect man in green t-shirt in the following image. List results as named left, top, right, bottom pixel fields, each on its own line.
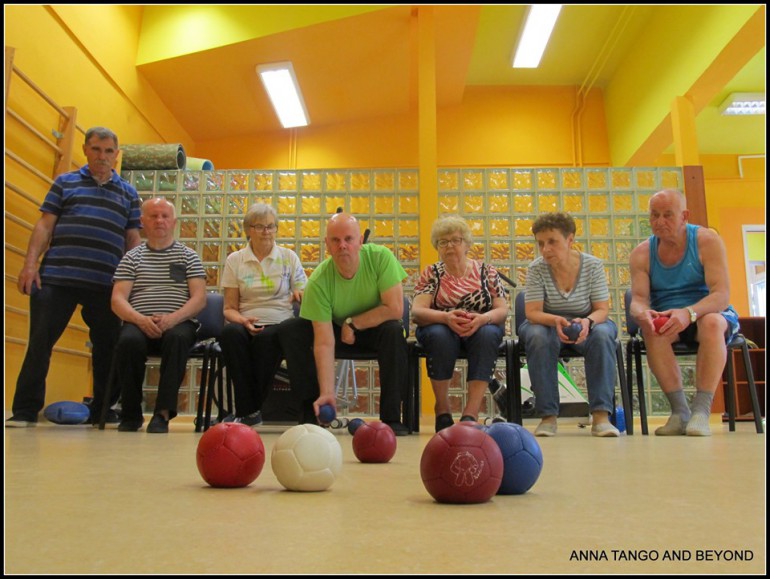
left=279, top=212, right=410, bottom=435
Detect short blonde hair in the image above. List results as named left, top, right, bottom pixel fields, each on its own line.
left=430, top=214, right=472, bottom=249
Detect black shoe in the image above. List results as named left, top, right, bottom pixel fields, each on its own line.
left=435, top=413, right=454, bottom=432
left=222, top=411, right=263, bottom=428
left=384, top=421, right=409, bottom=436
left=460, top=415, right=477, bottom=423
left=118, top=417, right=144, bottom=432
left=146, top=414, right=169, bottom=434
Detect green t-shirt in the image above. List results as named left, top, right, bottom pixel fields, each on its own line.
left=300, top=244, right=407, bottom=325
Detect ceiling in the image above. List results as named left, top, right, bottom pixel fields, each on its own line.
left=137, top=5, right=765, bottom=157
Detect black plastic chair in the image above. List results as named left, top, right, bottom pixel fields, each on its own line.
left=193, top=292, right=235, bottom=432
left=511, top=291, right=632, bottom=433
left=623, top=289, right=763, bottom=435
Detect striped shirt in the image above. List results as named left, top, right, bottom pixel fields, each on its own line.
left=524, top=253, right=609, bottom=318
left=39, top=165, right=142, bottom=290
left=113, top=241, right=205, bottom=315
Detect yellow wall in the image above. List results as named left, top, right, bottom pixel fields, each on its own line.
left=4, top=5, right=766, bottom=412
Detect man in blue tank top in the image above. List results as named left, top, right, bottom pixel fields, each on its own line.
left=629, top=189, right=740, bottom=436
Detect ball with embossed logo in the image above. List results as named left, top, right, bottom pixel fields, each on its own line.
left=420, top=423, right=503, bottom=504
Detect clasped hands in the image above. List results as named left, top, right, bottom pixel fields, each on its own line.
left=446, top=309, right=486, bottom=337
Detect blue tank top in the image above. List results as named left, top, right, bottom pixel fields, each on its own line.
left=649, top=224, right=708, bottom=311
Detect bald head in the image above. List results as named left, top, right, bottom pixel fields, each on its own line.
left=325, top=212, right=363, bottom=275
left=648, top=189, right=689, bottom=240
left=649, top=189, right=686, bottom=212
left=142, top=197, right=176, bottom=217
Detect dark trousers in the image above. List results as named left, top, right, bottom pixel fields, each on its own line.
left=278, top=317, right=408, bottom=424
left=13, top=283, right=120, bottom=422
left=114, top=321, right=198, bottom=422
left=219, top=321, right=285, bottom=417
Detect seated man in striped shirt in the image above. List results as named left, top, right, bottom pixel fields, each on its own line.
left=111, top=197, right=207, bottom=433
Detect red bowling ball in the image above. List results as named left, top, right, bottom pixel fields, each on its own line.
left=420, top=424, right=503, bottom=504
left=352, top=420, right=397, bottom=463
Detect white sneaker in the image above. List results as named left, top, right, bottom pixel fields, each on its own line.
left=591, top=422, right=620, bottom=437
left=5, top=417, right=37, bottom=428
left=534, top=421, right=557, bottom=437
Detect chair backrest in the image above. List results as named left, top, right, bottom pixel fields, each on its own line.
left=624, top=289, right=639, bottom=337
left=514, top=291, right=526, bottom=336
left=197, top=292, right=225, bottom=340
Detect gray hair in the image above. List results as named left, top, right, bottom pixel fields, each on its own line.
left=244, top=202, right=278, bottom=232
left=84, top=127, right=118, bottom=147
left=430, top=214, right=473, bottom=249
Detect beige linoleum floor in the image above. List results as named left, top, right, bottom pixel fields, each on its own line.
left=4, top=414, right=766, bottom=575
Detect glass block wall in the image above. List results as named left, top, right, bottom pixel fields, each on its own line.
left=122, top=166, right=687, bottom=420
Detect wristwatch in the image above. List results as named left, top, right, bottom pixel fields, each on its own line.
left=345, top=316, right=357, bottom=331
left=587, top=318, right=595, bottom=332
left=686, top=307, right=697, bottom=323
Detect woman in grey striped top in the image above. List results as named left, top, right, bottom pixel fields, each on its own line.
left=518, top=212, right=620, bottom=438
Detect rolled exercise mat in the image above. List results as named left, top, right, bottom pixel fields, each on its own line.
left=120, top=143, right=186, bottom=170
left=185, top=157, right=214, bottom=171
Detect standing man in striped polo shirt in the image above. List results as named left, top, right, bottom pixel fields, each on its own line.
left=8, top=127, right=142, bottom=428
left=111, top=197, right=206, bottom=433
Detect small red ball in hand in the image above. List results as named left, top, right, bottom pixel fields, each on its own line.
left=652, top=316, right=669, bottom=334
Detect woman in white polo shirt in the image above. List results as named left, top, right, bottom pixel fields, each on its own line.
left=220, top=203, right=307, bottom=426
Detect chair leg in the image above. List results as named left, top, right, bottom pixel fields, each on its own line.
left=616, top=342, right=633, bottom=435
left=203, top=348, right=218, bottom=432
left=506, top=340, right=521, bottom=425
left=507, top=343, right=523, bottom=425
left=634, top=342, right=649, bottom=435
left=725, top=347, right=738, bottom=432
left=739, top=341, right=764, bottom=434
left=406, top=346, right=417, bottom=433
left=195, top=348, right=211, bottom=433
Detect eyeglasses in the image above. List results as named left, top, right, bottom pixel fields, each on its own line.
left=250, top=224, right=277, bottom=233
left=437, top=237, right=464, bottom=248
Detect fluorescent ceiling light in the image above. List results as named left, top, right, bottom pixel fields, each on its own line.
left=718, top=92, right=765, bottom=116
left=512, top=5, right=562, bottom=68
left=257, top=62, right=309, bottom=128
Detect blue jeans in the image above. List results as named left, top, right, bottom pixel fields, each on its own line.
left=415, top=323, right=504, bottom=382
left=12, top=283, right=120, bottom=422
left=518, top=319, right=618, bottom=417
